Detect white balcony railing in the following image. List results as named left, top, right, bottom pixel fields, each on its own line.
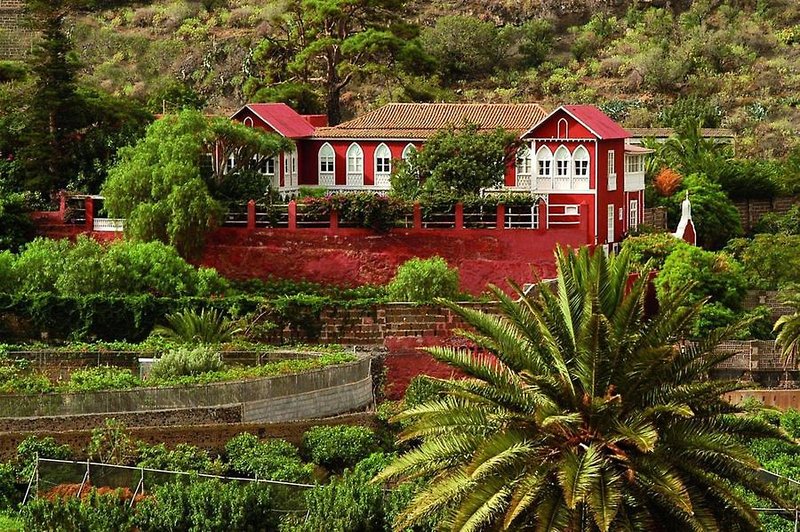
left=93, top=218, right=125, bottom=232
left=624, top=171, right=645, bottom=192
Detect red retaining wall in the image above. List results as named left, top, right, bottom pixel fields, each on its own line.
left=201, top=224, right=587, bottom=295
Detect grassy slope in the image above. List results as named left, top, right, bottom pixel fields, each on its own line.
left=67, top=0, right=800, bottom=157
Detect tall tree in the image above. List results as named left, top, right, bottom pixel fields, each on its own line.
left=102, top=110, right=290, bottom=257
left=19, top=0, right=83, bottom=193
left=376, top=247, right=789, bottom=531
left=253, top=0, right=423, bottom=124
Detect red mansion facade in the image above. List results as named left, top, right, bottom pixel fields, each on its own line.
left=229, top=102, right=650, bottom=246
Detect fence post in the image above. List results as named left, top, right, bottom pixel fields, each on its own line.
left=330, top=208, right=339, bottom=230
left=59, top=190, right=67, bottom=217
left=288, top=200, right=297, bottom=230
left=454, top=202, right=464, bottom=230
left=85, top=196, right=95, bottom=231
left=413, top=202, right=422, bottom=230
left=247, top=200, right=256, bottom=230
left=496, top=203, right=506, bottom=230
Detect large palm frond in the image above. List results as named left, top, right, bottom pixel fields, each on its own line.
left=375, top=246, right=790, bottom=531
left=152, top=307, right=241, bottom=344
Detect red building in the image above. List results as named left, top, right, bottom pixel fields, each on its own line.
left=230, top=101, right=650, bottom=246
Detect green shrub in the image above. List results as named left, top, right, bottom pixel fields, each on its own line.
left=0, top=463, right=19, bottom=512
left=656, top=245, right=746, bottom=310
left=21, top=489, right=133, bottom=532
left=14, top=437, right=72, bottom=482
left=287, top=453, right=390, bottom=532
left=302, top=426, right=379, bottom=470
left=134, top=479, right=278, bottom=532
left=403, top=376, right=445, bottom=408
left=726, top=235, right=800, bottom=290
left=621, top=233, right=685, bottom=269
left=148, top=346, right=223, bottom=380
left=87, top=419, right=137, bottom=465
left=387, top=257, right=460, bottom=303
left=225, top=433, right=313, bottom=483
left=67, top=366, right=140, bottom=392
left=136, top=443, right=220, bottom=473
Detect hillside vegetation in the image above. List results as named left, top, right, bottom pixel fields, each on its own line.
left=58, top=0, right=800, bottom=157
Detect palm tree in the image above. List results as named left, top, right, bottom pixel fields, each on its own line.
left=376, top=246, right=789, bottom=531
left=152, top=308, right=241, bottom=344
left=774, top=291, right=800, bottom=362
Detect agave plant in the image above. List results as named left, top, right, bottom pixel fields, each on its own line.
left=152, top=308, right=241, bottom=344
left=376, top=246, right=789, bottom=531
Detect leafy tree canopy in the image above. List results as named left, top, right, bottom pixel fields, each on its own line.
left=101, top=110, right=290, bottom=257
left=390, top=123, right=517, bottom=200
left=662, top=173, right=743, bottom=249
left=249, top=0, right=431, bottom=124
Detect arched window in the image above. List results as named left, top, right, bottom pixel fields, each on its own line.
left=243, top=117, right=254, bottom=127
left=318, top=143, right=335, bottom=186
left=401, top=143, right=416, bottom=160
left=374, top=143, right=392, bottom=188
left=535, top=146, right=553, bottom=190
left=557, top=118, right=569, bottom=139
left=572, top=145, right=590, bottom=189
left=554, top=146, right=571, bottom=190
left=515, top=145, right=532, bottom=190
left=346, top=143, right=364, bottom=186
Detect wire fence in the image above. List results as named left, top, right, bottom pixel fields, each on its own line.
left=19, top=459, right=800, bottom=527
left=25, top=457, right=313, bottom=512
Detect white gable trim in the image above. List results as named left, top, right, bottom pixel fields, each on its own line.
left=521, top=106, right=603, bottom=140
left=229, top=105, right=288, bottom=138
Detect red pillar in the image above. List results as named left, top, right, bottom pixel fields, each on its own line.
left=288, top=200, right=297, bottom=230
left=59, top=191, right=67, bottom=218
left=85, top=197, right=94, bottom=231
left=330, top=209, right=339, bottom=230
left=247, top=200, right=256, bottom=230
left=454, top=202, right=464, bottom=230
left=413, top=202, right=422, bottom=230
left=496, top=203, right=506, bottom=230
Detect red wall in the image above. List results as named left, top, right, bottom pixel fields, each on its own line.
left=301, top=139, right=416, bottom=187
left=200, top=223, right=589, bottom=295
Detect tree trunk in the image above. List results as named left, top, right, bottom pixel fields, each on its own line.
left=326, top=86, right=342, bottom=126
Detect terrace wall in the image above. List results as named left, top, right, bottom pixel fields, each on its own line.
left=0, top=357, right=373, bottom=421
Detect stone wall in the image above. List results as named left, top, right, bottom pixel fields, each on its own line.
left=0, top=357, right=374, bottom=421
left=0, top=405, right=242, bottom=433
left=725, top=390, right=800, bottom=410
left=733, top=196, right=799, bottom=232
left=711, top=340, right=794, bottom=388
left=0, top=0, right=29, bottom=60
left=643, top=206, right=668, bottom=231
left=742, top=290, right=794, bottom=321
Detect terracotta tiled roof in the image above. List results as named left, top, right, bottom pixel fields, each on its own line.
left=627, top=127, right=735, bottom=139
left=313, top=103, right=548, bottom=139
left=624, top=144, right=655, bottom=154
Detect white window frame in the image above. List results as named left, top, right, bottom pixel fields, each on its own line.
left=515, top=144, right=532, bottom=190
left=557, top=118, right=569, bottom=138
left=607, top=150, right=616, bottom=191
left=318, top=143, right=335, bottom=186
left=554, top=146, right=571, bottom=191
left=572, top=145, right=589, bottom=190
left=625, top=154, right=643, bottom=174
left=536, top=146, right=553, bottom=190
left=629, top=199, right=639, bottom=231
left=346, top=143, right=364, bottom=186
left=374, top=143, right=392, bottom=188
left=401, top=143, right=416, bottom=160
left=607, top=203, right=615, bottom=243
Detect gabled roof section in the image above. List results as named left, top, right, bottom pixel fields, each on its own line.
left=231, top=103, right=316, bottom=139
left=313, top=103, right=548, bottom=140
left=523, top=105, right=630, bottom=140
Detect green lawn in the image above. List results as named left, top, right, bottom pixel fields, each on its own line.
left=0, top=513, right=22, bottom=531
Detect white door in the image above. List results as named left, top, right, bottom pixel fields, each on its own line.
left=607, top=204, right=615, bottom=243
